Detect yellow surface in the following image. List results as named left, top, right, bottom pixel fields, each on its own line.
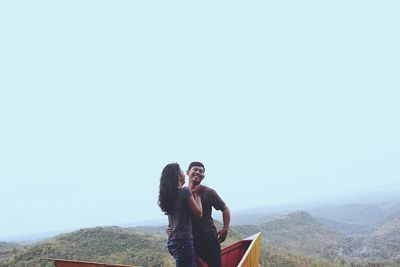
left=237, top=232, right=262, bottom=267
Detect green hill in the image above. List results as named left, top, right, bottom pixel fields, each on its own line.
left=0, top=243, right=17, bottom=250
left=308, top=204, right=385, bottom=225
left=234, top=211, right=346, bottom=259
left=3, top=211, right=400, bottom=267
left=233, top=210, right=400, bottom=266
left=0, top=242, right=20, bottom=264
left=0, top=223, right=357, bottom=267
left=0, top=226, right=172, bottom=267
left=316, top=217, right=375, bottom=236
left=359, top=212, right=400, bottom=263
left=373, top=211, right=400, bottom=237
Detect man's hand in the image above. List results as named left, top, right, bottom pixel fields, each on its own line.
left=166, top=226, right=172, bottom=236
left=219, top=206, right=230, bottom=243
left=217, top=227, right=228, bottom=243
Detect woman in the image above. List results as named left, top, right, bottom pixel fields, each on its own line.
left=158, top=163, right=203, bottom=267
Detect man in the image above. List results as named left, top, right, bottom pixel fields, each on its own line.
left=187, top=161, right=230, bottom=267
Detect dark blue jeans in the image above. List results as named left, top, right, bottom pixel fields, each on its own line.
left=167, top=239, right=195, bottom=267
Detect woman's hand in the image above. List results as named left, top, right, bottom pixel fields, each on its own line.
left=192, top=185, right=206, bottom=196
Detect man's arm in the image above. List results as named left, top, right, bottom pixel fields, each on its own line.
left=217, top=205, right=230, bottom=243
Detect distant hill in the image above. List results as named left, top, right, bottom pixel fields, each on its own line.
left=365, top=211, right=400, bottom=261
left=372, top=211, right=400, bottom=237
left=374, top=200, right=400, bottom=217
left=338, top=212, right=400, bottom=264
left=0, top=223, right=359, bottom=267
left=232, top=210, right=400, bottom=266
left=129, top=225, right=168, bottom=236
left=3, top=209, right=400, bottom=267
left=0, top=242, right=20, bottom=264
left=316, top=217, right=375, bottom=236
left=0, top=226, right=172, bottom=267
left=307, top=204, right=386, bottom=225
left=233, top=211, right=346, bottom=259
left=230, top=212, right=284, bottom=225
left=0, top=242, right=19, bottom=252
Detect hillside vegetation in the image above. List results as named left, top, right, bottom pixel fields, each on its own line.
left=234, top=211, right=345, bottom=258
left=232, top=210, right=400, bottom=266
left=0, top=227, right=171, bottom=267
left=1, top=223, right=356, bottom=267
left=2, top=207, right=400, bottom=267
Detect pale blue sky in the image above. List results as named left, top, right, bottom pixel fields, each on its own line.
left=1, top=1, right=399, bottom=239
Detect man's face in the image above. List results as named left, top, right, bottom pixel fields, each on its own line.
left=187, top=166, right=205, bottom=186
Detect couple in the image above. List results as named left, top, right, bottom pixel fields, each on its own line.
left=158, top=161, right=230, bottom=267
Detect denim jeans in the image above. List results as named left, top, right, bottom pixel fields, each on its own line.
left=167, top=239, right=195, bottom=267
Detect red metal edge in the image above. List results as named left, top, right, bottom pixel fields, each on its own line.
left=44, top=258, right=138, bottom=267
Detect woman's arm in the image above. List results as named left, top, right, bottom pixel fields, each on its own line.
left=187, top=194, right=202, bottom=218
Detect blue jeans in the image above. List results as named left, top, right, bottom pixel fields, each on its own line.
left=167, top=239, right=195, bottom=267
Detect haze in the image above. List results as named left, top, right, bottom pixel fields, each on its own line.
left=1, top=1, right=399, bottom=239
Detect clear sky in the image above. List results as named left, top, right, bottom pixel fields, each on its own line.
left=1, top=1, right=399, bottom=239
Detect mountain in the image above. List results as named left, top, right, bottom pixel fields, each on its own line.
left=374, top=200, right=400, bottom=217
left=316, top=217, right=375, bottom=236
left=0, top=242, right=19, bottom=252
left=1, top=223, right=359, bottom=267
left=230, top=212, right=284, bottom=225
left=0, top=226, right=171, bottom=267
left=232, top=210, right=400, bottom=265
left=233, top=211, right=347, bottom=259
left=0, top=242, right=20, bottom=264
left=260, top=244, right=354, bottom=267
left=3, top=209, right=400, bottom=267
left=307, top=204, right=386, bottom=225
left=335, top=212, right=400, bottom=264
left=372, top=211, right=400, bottom=237
left=361, top=211, right=400, bottom=262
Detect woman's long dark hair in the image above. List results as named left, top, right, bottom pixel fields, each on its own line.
left=158, top=163, right=180, bottom=215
